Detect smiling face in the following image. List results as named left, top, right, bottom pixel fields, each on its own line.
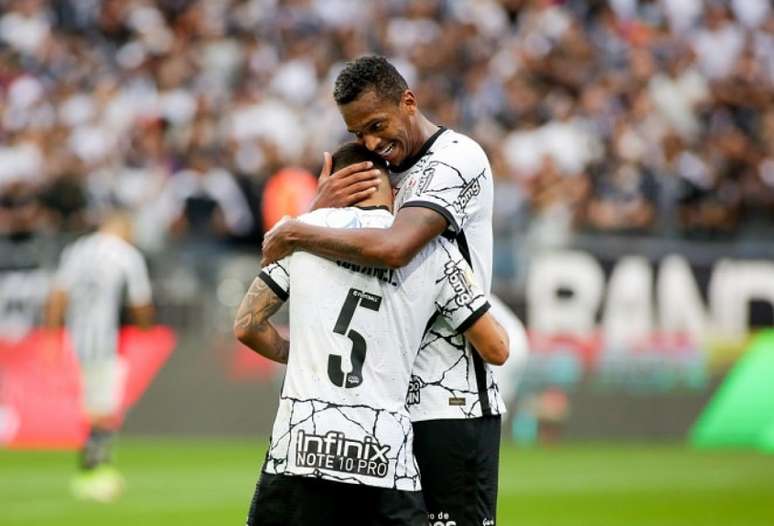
left=339, top=88, right=418, bottom=167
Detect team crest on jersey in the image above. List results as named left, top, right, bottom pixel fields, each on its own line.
left=295, top=430, right=391, bottom=478
left=416, top=161, right=441, bottom=195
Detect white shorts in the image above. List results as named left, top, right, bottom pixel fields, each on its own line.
left=79, top=358, right=127, bottom=418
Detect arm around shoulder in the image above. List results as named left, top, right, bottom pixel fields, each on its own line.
left=262, top=206, right=448, bottom=269
left=377, top=206, right=448, bottom=268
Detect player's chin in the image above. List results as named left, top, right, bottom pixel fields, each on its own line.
left=382, top=143, right=403, bottom=166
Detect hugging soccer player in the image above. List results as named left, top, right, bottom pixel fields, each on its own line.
left=262, top=56, right=511, bottom=526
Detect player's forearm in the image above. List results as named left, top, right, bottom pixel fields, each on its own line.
left=129, top=304, right=155, bottom=330
left=233, top=277, right=289, bottom=364
left=465, top=314, right=510, bottom=366
left=285, top=223, right=403, bottom=268
left=43, top=290, right=67, bottom=329
left=236, top=323, right=290, bottom=364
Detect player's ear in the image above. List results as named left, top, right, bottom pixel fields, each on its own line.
left=401, top=90, right=417, bottom=115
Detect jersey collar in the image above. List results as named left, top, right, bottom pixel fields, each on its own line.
left=389, top=126, right=446, bottom=174
left=353, top=205, right=391, bottom=212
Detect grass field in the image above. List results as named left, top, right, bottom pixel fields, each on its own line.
left=2, top=439, right=773, bottom=526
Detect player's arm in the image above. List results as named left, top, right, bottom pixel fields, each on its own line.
left=128, top=304, right=154, bottom=330
left=43, top=288, right=68, bottom=329
left=462, top=314, right=510, bottom=366
left=432, top=237, right=509, bottom=366
left=233, top=276, right=289, bottom=364
left=45, top=246, right=75, bottom=329
left=261, top=206, right=447, bottom=268
left=125, top=251, right=155, bottom=330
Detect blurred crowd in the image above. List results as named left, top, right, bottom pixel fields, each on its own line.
left=0, top=0, right=773, bottom=254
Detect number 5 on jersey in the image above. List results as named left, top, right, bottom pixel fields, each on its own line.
left=329, top=288, right=382, bottom=388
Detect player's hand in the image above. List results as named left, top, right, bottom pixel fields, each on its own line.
left=261, top=218, right=298, bottom=266
left=309, top=152, right=381, bottom=210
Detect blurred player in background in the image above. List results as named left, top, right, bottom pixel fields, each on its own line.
left=262, top=55, right=524, bottom=526
left=45, top=210, right=154, bottom=502
left=235, top=142, right=508, bottom=526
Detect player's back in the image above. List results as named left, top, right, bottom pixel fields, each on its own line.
left=57, top=232, right=149, bottom=362
left=260, top=206, right=487, bottom=491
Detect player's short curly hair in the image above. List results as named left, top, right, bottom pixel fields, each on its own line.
left=331, top=142, right=388, bottom=173
left=333, top=56, right=408, bottom=106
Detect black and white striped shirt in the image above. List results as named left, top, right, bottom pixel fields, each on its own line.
left=55, top=232, right=152, bottom=363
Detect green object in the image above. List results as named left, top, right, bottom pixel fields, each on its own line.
left=691, top=330, right=774, bottom=451
left=760, top=421, right=774, bottom=453
left=2, top=441, right=774, bottom=526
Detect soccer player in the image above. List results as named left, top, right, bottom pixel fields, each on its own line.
left=234, top=142, right=509, bottom=526
left=45, top=210, right=154, bottom=502
left=261, top=56, right=508, bottom=525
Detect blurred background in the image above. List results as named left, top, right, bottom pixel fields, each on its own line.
left=1, top=0, right=773, bottom=525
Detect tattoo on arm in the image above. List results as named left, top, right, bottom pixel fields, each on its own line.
left=234, top=277, right=290, bottom=364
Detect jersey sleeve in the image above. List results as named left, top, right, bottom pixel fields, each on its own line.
left=124, top=250, right=153, bottom=306
left=258, top=257, right=290, bottom=302
left=432, top=238, right=490, bottom=333
left=399, top=143, right=489, bottom=233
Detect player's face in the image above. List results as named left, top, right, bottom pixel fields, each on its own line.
left=339, top=89, right=416, bottom=166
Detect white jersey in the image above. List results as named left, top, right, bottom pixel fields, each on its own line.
left=259, top=207, right=489, bottom=491
left=390, top=127, right=505, bottom=421
left=55, top=232, right=152, bottom=363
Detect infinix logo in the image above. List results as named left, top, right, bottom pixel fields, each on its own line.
left=295, top=430, right=391, bottom=478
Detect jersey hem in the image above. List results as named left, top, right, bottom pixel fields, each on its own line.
left=408, top=407, right=506, bottom=423
left=262, top=467, right=422, bottom=492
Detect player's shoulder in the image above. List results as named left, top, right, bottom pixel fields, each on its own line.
left=296, top=207, right=392, bottom=229
left=85, top=233, right=145, bottom=270
left=61, top=231, right=100, bottom=257
left=101, top=232, right=140, bottom=254
left=432, top=129, right=488, bottom=164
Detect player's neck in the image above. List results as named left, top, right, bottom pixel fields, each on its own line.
left=355, top=186, right=393, bottom=213
left=410, top=112, right=440, bottom=156
left=390, top=113, right=441, bottom=173
left=100, top=225, right=131, bottom=243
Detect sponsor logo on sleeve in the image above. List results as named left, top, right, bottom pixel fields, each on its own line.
left=443, top=260, right=474, bottom=306
left=452, top=170, right=483, bottom=214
